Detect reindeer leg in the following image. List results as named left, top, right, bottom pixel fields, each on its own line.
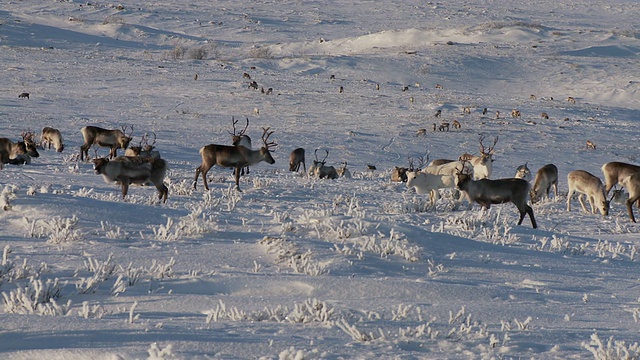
left=577, top=194, right=589, bottom=213
left=193, top=167, right=200, bottom=190
left=201, top=165, right=210, bottom=191
left=120, top=178, right=130, bottom=200
left=628, top=197, right=638, bottom=223
left=526, top=205, right=537, bottom=228
left=234, top=166, right=242, bottom=191
left=566, top=189, right=574, bottom=212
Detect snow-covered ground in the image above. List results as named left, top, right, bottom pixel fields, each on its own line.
left=1, top=1, right=640, bottom=359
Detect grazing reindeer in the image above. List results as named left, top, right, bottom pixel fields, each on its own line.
left=601, top=161, right=640, bottom=196
left=620, top=173, right=640, bottom=222
left=125, top=132, right=160, bottom=158
left=456, top=171, right=537, bottom=228
left=459, top=135, right=498, bottom=180
left=289, top=148, right=306, bottom=173
left=530, top=164, right=558, bottom=203
left=438, top=122, right=450, bottom=131
left=309, top=149, right=338, bottom=179
left=586, top=140, right=596, bottom=150
left=566, top=170, right=610, bottom=216
left=452, top=120, right=461, bottom=129
left=0, top=131, right=40, bottom=169
left=93, top=155, right=168, bottom=203
left=229, top=117, right=252, bottom=176
left=40, top=127, right=64, bottom=152
left=541, top=112, right=549, bottom=119
left=514, top=163, right=533, bottom=182
left=567, top=96, right=576, bottom=104
left=194, top=127, right=277, bottom=191
left=511, top=109, right=521, bottom=118
left=80, top=125, right=133, bottom=161
left=18, top=92, right=29, bottom=99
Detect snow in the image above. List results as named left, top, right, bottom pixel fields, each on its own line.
left=1, top=0, right=640, bottom=359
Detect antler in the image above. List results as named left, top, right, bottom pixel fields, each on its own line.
left=21, top=130, right=35, bottom=142
left=121, top=124, right=134, bottom=137
left=407, top=156, right=415, bottom=171
left=479, top=135, right=499, bottom=154
left=142, top=132, right=156, bottom=151
left=229, top=117, right=249, bottom=136
left=261, top=127, right=276, bottom=150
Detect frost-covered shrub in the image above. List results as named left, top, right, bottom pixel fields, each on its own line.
left=1, top=185, right=17, bottom=210
left=42, top=215, right=84, bottom=244
left=582, top=332, right=640, bottom=360
left=259, top=236, right=328, bottom=275
left=204, top=298, right=334, bottom=325
left=2, top=276, right=65, bottom=315
left=188, top=46, right=207, bottom=60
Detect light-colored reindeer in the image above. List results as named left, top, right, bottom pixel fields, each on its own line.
left=308, top=149, right=338, bottom=179
left=566, top=170, right=610, bottom=216
left=620, top=173, right=640, bottom=222
left=40, top=127, right=64, bottom=152
left=459, top=135, right=498, bottom=180
left=93, top=155, right=168, bottom=203
left=194, top=127, right=277, bottom=191
left=601, top=161, right=640, bottom=196
left=530, top=164, right=558, bottom=203
left=456, top=170, right=537, bottom=228
left=80, top=125, right=133, bottom=161
left=514, top=163, right=532, bottom=182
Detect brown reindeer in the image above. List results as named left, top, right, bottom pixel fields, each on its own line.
left=289, top=148, right=306, bottom=173
left=0, top=131, right=40, bottom=168
left=194, top=127, right=277, bottom=191
left=80, top=125, right=133, bottom=161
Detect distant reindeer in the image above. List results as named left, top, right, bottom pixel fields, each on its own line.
left=18, top=92, right=30, bottom=99
left=456, top=171, right=537, bottom=228
left=80, top=125, right=133, bottom=161
left=462, top=107, right=471, bottom=114
left=459, top=135, right=498, bottom=180
left=452, top=120, right=461, bottom=129
left=289, top=148, right=306, bottom=173
left=434, top=110, right=442, bottom=117
left=40, top=127, right=64, bottom=152
left=93, top=155, right=168, bottom=203
left=601, top=161, right=640, bottom=196
left=229, top=117, right=252, bottom=175
left=620, top=173, right=640, bottom=222
left=124, top=132, right=160, bottom=158
left=416, top=128, right=427, bottom=137
left=541, top=112, right=549, bottom=119
left=309, top=149, right=338, bottom=179
left=566, top=170, right=610, bottom=216
left=511, top=109, right=521, bottom=118
left=438, top=123, right=449, bottom=131
left=337, top=161, right=352, bottom=179
left=514, top=163, right=532, bottom=182
left=567, top=96, right=576, bottom=104
left=194, top=127, right=277, bottom=191
left=0, top=131, right=40, bottom=169
left=586, top=140, right=596, bottom=150
left=530, top=164, right=558, bottom=203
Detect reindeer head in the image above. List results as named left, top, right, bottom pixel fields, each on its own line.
left=479, top=135, right=498, bottom=163
left=120, top=125, right=134, bottom=149
left=313, top=148, right=329, bottom=168
left=92, top=157, right=110, bottom=175
left=21, top=130, right=40, bottom=157
left=259, top=127, right=276, bottom=164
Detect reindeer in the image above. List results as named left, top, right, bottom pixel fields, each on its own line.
left=530, top=164, right=558, bottom=203
left=514, top=163, right=532, bottom=182
left=124, top=132, right=160, bottom=158
left=308, top=149, right=338, bottom=179
left=337, top=161, right=352, bottom=179
left=40, top=127, right=64, bottom=152
left=93, top=155, right=168, bottom=203
left=194, top=127, right=277, bottom=191
left=566, top=170, right=610, bottom=216
left=392, top=157, right=422, bottom=183
left=456, top=171, right=537, bottom=228
left=459, top=135, right=498, bottom=180
left=289, top=148, right=306, bottom=173
left=601, top=161, right=640, bottom=196
left=229, top=117, right=252, bottom=176
left=511, top=109, right=521, bottom=118
left=452, top=120, right=461, bottom=129
left=620, top=173, right=640, bottom=222
left=80, top=125, right=133, bottom=161
left=586, top=140, right=596, bottom=150
left=0, top=131, right=40, bottom=169
left=18, top=92, right=29, bottom=99
left=438, top=123, right=450, bottom=131
left=406, top=159, right=459, bottom=204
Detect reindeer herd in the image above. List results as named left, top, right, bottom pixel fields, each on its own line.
left=3, top=121, right=640, bottom=227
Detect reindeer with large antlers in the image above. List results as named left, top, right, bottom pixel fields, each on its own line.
left=80, top=125, right=133, bottom=161
left=308, top=149, right=338, bottom=179
left=125, top=132, right=160, bottom=158
left=459, top=135, right=498, bottom=180
left=194, top=127, right=277, bottom=191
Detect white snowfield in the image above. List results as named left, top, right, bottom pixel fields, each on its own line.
left=1, top=1, right=640, bottom=359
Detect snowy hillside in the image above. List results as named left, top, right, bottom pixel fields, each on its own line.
left=1, top=1, right=640, bottom=359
